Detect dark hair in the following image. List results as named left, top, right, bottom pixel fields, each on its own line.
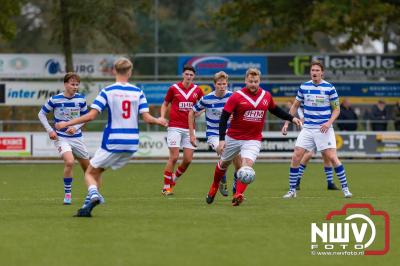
left=311, top=60, right=324, bottom=71
left=64, top=72, right=80, bottom=83
left=183, top=64, right=196, bottom=74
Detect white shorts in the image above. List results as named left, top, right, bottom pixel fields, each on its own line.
left=295, top=127, right=336, bottom=152
left=207, top=136, right=219, bottom=151
left=90, top=148, right=133, bottom=170
left=167, top=127, right=196, bottom=149
left=221, top=136, right=261, bottom=163
left=53, top=136, right=89, bottom=159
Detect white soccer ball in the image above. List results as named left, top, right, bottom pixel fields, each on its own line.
left=237, top=166, right=256, bottom=184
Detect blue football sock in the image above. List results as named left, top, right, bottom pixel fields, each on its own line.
left=63, top=177, right=73, bottom=194
left=334, top=165, right=348, bottom=188
left=88, top=185, right=99, bottom=200
left=289, top=168, right=299, bottom=190
left=324, top=167, right=334, bottom=185
left=298, top=164, right=306, bottom=183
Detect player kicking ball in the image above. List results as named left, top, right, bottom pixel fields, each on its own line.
left=282, top=60, right=352, bottom=199
left=38, top=73, right=90, bottom=205
left=55, top=58, right=167, bottom=217
left=206, top=68, right=302, bottom=206
left=189, top=71, right=241, bottom=197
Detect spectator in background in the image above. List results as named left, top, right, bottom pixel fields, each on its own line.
left=370, top=100, right=389, bottom=131
left=337, top=98, right=358, bottom=131
left=394, top=102, right=400, bottom=131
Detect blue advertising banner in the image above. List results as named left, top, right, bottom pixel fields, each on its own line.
left=231, top=82, right=400, bottom=97
left=137, top=83, right=170, bottom=105
left=178, top=56, right=267, bottom=76
left=138, top=82, right=400, bottom=105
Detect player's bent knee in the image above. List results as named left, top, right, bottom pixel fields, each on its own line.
left=65, top=159, right=74, bottom=168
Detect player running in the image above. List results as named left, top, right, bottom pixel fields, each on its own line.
left=282, top=60, right=352, bottom=199
left=55, top=58, right=167, bottom=217
left=160, top=64, right=204, bottom=195
left=38, top=72, right=90, bottom=205
left=206, top=68, right=302, bottom=206
left=188, top=71, right=241, bottom=197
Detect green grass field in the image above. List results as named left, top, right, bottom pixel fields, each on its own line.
left=0, top=162, right=398, bottom=266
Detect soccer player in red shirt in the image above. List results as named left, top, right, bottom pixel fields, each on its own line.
left=160, top=65, right=204, bottom=195
left=206, top=68, right=302, bottom=206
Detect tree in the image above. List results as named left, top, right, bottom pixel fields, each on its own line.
left=212, top=0, right=400, bottom=52
left=1, top=0, right=151, bottom=69
left=0, top=0, right=24, bottom=41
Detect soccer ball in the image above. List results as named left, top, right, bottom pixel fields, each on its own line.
left=237, top=166, right=256, bottom=184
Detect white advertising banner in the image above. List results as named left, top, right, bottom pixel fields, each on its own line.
left=1, top=81, right=109, bottom=106
left=0, top=133, right=31, bottom=157
left=0, top=54, right=123, bottom=78
left=4, top=131, right=398, bottom=159
left=32, top=132, right=171, bottom=157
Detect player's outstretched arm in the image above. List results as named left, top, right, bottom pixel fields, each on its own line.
left=217, top=110, right=231, bottom=156
left=38, top=110, right=58, bottom=140
left=281, top=122, right=289, bottom=136
left=188, top=110, right=197, bottom=147
left=160, top=101, right=169, bottom=121
left=142, top=112, right=168, bottom=127
left=269, top=105, right=303, bottom=129
left=55, top=109, right=99, bottom=130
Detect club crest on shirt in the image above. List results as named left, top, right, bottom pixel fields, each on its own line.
left=243, top=110, right=264, bottom=121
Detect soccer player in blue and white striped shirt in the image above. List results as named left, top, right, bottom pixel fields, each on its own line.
left=282, top=60, right=352, bottom=199
left=38, top=73, right=90, bottom=205
left=282, top=103, right=340, bottom=191
left=55, top=58, right=167, bottom=217
left=188, top=71, right=241, bottom=197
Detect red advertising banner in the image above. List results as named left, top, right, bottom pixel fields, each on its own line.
left=0, top=137, right=26, bottom=150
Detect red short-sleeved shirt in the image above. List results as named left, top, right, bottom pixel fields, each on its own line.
left=223, top=87, right=276, bottom=141
left=164, top=82, right=204, bottom=129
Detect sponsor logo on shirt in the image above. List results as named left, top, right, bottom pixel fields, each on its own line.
left=243, top=110, right=265, bottom=121
left=179, top=101, right=193, bottom=110
left=211, top=108, right=221, bottom=117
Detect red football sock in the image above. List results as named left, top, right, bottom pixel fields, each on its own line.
left=163, top=171, right=173, bottom=187
left=174, top=166, right=187, bottom=179
left=235, top=180, right=248, bottom=195
left=208, top=162, right=227, bottom=196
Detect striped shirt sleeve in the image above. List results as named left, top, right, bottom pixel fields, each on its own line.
left=329, top=86, right=339, bottom=102
left=295, top=87, right=304, bottom=103
left=91, top=89, right=107, bottom=112
left=192, top=96, right=206, bottom=112
left=80, top=100, right=88, bottom=115
left=138, top=91, right=149, bottom=113
left=41, top=98, right=54, bottom=113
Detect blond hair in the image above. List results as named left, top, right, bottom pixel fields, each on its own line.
left=245, top=68, right=261, bottom=77
left=114, top=57, right=133, bottom=75
left=213, top=71, right=229, bottom=83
